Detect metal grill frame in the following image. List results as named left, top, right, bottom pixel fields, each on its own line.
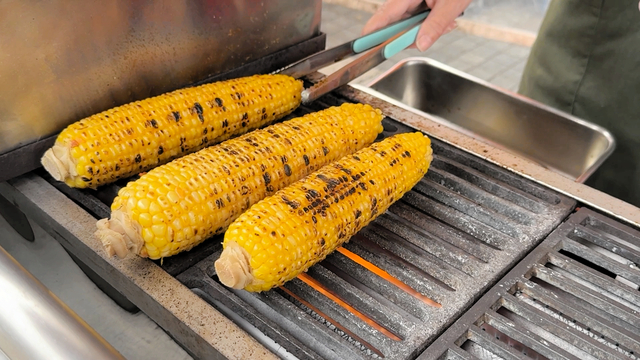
left=32, top=90, right=578, bottom=360
left=420, top=207, right=640, bottom=360
left=28, top=90, right=578, bottom=359
left=6, top=40, right=624, bottom=358
left=2, top=63, right=638, bottom=359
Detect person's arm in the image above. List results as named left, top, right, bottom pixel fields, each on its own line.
left=362, top=0, right=473, bottom=51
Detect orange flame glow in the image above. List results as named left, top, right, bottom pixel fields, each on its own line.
left=336, top=247, right=441, bottom=308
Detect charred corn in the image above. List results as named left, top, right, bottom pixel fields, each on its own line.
left=42, top=74, right=303, bottom=189
left=215, top=132, right=433, bottom=292
left=94, top=103, right=384, bottom=259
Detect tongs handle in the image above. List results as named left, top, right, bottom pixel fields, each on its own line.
left=351, top=11, right=429, bottom=53
left=301, top=24, right=423, bottom=104
left=275, top=10, right=430, bottom=79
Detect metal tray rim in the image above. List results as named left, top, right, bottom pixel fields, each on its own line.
left=362, top=56, right=617, bottom=183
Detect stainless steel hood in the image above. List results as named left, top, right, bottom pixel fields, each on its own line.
left=0, top=0, right=322, bottom=182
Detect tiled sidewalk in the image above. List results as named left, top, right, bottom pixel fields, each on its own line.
left=464, top=0, right=549, bottom=33
left=321, top=3, right=532, bottom=92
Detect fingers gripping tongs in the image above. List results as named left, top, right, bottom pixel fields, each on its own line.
left=273, top=9, right=431, bottom=104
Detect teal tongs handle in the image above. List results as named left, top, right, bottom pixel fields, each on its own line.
left=382, top=24, right=421, bottom=59
left=301, top=22, right=424, bottom=104
left=352, top=11, right=428, bottom=53
left=275, top=9, right=430, bottom=78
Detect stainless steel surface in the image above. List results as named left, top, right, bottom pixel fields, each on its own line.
left=0, top=34, right=326, bottom=185
left=0, top=0, right=321, bottom=155
left=0, top=245, right=125, bottom=360
left=177, top=125, right=575, bottom=359
left=420, top=207, right=640, bottom=360
left=343, top=84, right=640, bottom=229
left=13, top=92, right=575, bottom=359
left=367, top=57, right=615, bottom=183
left=0, top=177, right=279, bottom=360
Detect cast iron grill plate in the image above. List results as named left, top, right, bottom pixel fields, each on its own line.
left=420, top=207, right=640, bottom=360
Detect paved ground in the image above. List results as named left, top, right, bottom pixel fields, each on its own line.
left=464, top=0, right=550, bottom=33
left=321, top=2, right=533, bottom=92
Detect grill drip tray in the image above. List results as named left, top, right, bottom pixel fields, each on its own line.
left=43, top=95, right=576, bottom=359
left=421, top=208, right=640, bottom=360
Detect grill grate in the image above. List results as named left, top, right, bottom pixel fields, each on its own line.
left=173, top=96, right=575, bottom=359
left=44, top=94, right=576, bottom=359
left=420, top=207, right=640, bottom=360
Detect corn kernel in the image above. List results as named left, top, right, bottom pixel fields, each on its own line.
left=142, top=228, right=155, bottom=243
left=148, top=201, right=161, bottom=214
left=138, top=213, right=152, bottom=228
left=137, top=198, right=150, bottom=211
left=148, top=248, right=160, bottom=258
left=154, top=237, right=168, bottom=249
left=152, top=224, right=166, bottom=236
left=166, top=191, right=179, bottom=204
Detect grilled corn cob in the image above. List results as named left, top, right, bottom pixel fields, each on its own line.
left=94, top=103, right=384, bottom=259
left=41, top=74, right=303, bottom=189
left=215, top=132, right=433, bottom=292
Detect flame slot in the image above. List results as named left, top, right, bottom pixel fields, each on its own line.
left=297, top=272, right=403, bottom=341
left=336, top=247, right=442, bottom=308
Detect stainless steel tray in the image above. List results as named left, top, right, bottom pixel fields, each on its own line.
left=364, top=57, right=615, bottom=183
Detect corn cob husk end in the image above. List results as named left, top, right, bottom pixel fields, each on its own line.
left=425, top=135, right=434, bottom=164
left=95, top=210, right=146, bottom=259
left=215, top=241, right=256, bottom=289
left=41, top=145, right=74, bottom=183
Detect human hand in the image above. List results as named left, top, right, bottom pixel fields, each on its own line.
left=362, top=0, right=473, bottom=51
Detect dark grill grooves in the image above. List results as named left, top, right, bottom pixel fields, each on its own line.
left=422, top=208, right=640, bottom=360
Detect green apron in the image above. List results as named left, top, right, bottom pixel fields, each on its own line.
left=519, top=0, right=640, bottom=207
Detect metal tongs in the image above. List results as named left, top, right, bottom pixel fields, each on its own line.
left=273, top=9, right=432, bottom=104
